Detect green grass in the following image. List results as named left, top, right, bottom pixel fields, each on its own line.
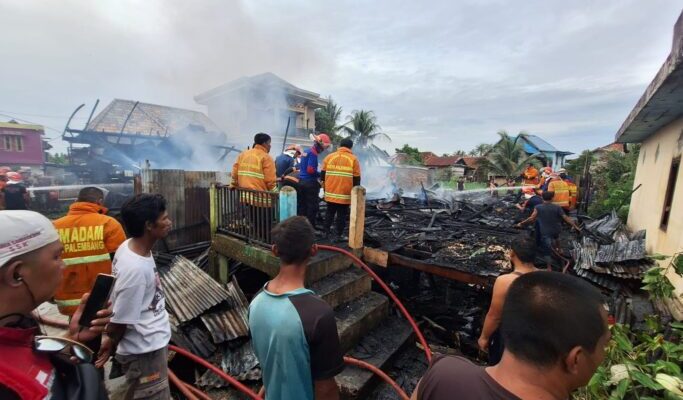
left=437, top=181, right=487, bottom=190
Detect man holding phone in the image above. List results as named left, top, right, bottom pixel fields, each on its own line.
left=0, top=210, right=112, bottom=399
left=97, top=193, right=172, bottom=400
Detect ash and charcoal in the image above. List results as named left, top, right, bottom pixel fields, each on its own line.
left=365, top=194, right=524, bottom=276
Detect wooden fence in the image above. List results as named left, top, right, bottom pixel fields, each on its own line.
left=139, top=168, right=229, bottom=251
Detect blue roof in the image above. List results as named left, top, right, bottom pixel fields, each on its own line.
left=519, top=134, right=558, bottom=152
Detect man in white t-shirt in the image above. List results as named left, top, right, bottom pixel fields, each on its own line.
left=95, top=194, right=172, bottom=400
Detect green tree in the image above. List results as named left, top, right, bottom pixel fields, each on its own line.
left=477, top=131, right=541, bottom=178
left=395, top=144, right=422, bottom=165
left=342, top=110, right=391, bottom=165
left=47, top=152, right=69, bottom=165
left=564, top=149, right=594, bottom=181
left=469, top=143, right=493, bottom=156
left=587, top=146, right=640, bottom=221
left=315, top=96, right=343, bottom=141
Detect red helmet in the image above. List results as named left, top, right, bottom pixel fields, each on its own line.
left=311, top=133, right=332, bottom=148
left=522, top=186, right=535, bottom=194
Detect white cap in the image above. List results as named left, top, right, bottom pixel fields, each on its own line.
left=0, top=211, right=60, bottom=267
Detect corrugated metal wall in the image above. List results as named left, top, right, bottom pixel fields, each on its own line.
left=140, top=168, right=229, bottom=250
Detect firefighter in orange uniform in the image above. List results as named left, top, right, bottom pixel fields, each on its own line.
left=546, top=172, right=570, bottom=211
left=53, top=186, right=126, bottom=316
left=231, top=133, right=277, bottom=193
left=521, top=163, right=540, bottom=185
left=321, top=138, right=361, bottom=241
left=558, top=169, right=578, bottom=211
left=231, top=133, right=278, bottom=240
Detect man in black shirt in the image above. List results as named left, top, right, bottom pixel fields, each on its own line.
left=516, top=191, right=579, bottom=270
left=2, top=172, right=29, bottom=210
left=412, top=272, right=610, bottom=400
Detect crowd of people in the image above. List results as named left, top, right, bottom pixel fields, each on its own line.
left=0, top=135, right=612, bottom=400
left=231, top=132, right=362, bottom=241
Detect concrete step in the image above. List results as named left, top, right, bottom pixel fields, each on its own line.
left=336, top=291, right=389, bottom=353
left=213, top=234, right=351, bottom=282
left=337, top=314, right=414, bottom=399
left=311, top=267, right=372, bottom=309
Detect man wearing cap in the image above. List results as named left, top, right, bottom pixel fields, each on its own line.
left=0, top=210, right=112, bottom=399
left=298, top=133, right=332, bottom=228
left=2, top=171, right=29, bottom=210
left=53, top=187, right=126, bottom=317
left=321, top=138, right=361, bottom=241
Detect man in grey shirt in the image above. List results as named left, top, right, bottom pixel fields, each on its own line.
left=96, top=194, right=173, bottom=400
left=516, top=191, right=580, bottom=270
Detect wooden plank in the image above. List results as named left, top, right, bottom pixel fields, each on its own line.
left=363, top=247, right=388, bottom=268
left=349, top=186, right=366, bottom=250
left=388, top=253, right=493, bottom=287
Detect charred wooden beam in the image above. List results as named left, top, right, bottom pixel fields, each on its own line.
left=388, top=253, right=494, bottom=287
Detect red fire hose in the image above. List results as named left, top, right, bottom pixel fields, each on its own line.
left=344, top=356, right=410, bottom=400
left=169, top=344, right=263, bottom=400
left=169, top=369, right=200, bottom=400
left=318, top=244, right=433, bottom=363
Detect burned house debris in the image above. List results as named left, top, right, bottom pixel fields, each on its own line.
left=63, top=99, right=238, bottom=182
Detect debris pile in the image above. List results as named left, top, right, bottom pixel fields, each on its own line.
left=155, top=255, right=261, bottom=388
left=570, top=211, right=653, bottom=292
left=364, top=194, right=524, bottom=278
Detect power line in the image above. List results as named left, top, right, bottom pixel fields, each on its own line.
left=0, top=109, right=87, bottom=120
left=0, top=112, right=65, bottom=136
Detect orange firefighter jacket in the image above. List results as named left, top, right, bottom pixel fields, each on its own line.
left=322, top=147, right=361, bottom=205
left=231, top=145, right=277, bottom=192
left=231, top=144, right=277, bottom=207
left=565, top=179, right=578, bottom=210
left=547, top=178, right=570, bottom=209
left=522, top=166, right=539, bottom=185
left=53, top=202, right=126, bottom=316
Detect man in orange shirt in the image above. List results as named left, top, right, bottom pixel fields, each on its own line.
left=321, top=138, right=361, bottom=241
left=53, top=186, right=126, bottom=316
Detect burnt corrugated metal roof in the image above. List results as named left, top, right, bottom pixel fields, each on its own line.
left=159, top=255, right=231, bottom=323
left=199, top=279, right=250, bottom=343
left=196, top=341, right=262, bottom=388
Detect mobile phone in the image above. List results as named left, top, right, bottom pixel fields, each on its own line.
left=78, top=274, right=116, bottom=328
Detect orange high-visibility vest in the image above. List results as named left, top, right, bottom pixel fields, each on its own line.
left=231, top=144, right=277, bottom=206
left=565, top=179, right=578, bottom=210
left=547, top=178, right=570, bottom=209
left=322, top=147, right=361, bottom=205
left=53, top=202, right=126, bottom=316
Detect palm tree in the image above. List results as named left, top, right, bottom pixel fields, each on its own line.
left=469, top=143, right=493, bottom=156
left=315, top=96, right=343, bottom=139
left=341, top=110, right=391, bottom=165
left=477, top=130, right=541, bottom=178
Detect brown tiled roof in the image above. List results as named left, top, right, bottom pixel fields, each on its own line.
left=423, top=155, right=460, bottom=167
left=87, top=99, right=221, bottom=136
left=419, top=152, right=437, bottom=161
left=456, top=156, right=483, bottom=168
left=595, top=143, right=625, bottom=153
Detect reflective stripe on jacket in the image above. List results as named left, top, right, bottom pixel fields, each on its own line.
left=231, top=144, right=277, bottom=207
left=565, top=179, right=578, bottom=210
left=53, top=202, right=126, bottom=315
left=547, top=178, right=570, bottom=209
left=322, top=148, right=361, bottom=205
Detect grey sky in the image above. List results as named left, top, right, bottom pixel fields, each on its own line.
left=0, top=0, right=681, bottom=156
